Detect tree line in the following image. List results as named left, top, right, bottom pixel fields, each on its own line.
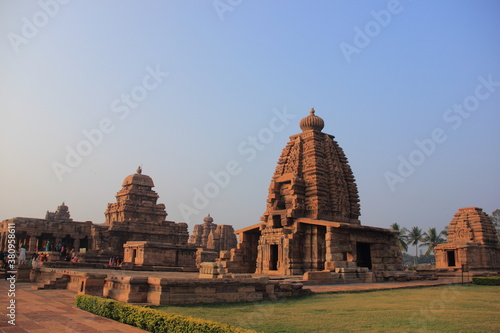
left=390, top=209, right=500, bottom=266
left=390, top=223, right=446, bottom=266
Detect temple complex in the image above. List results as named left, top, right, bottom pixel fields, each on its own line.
left=0, top=167, right=198, bottom=269
left=221, top=109, right=404, bottom=279
left=435, top=207, right=500, bottom=270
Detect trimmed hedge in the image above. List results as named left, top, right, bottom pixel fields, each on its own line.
left=472, top=277, right=500, bottom=286
left=75, top=294, right=257, bottom=333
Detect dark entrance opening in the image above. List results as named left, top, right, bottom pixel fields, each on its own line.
left=447, top=251, right=456, bottom=267
left=270, top=244, right=279, bottom=270
left=62, top=234, right=74, bottom=249
left=272, top=215, right=282, bottom=228
left=132, top=249, right=137, bottom=263
left=356, top=242, right=372, bottom=269
left=39, top=233, right=55, bottom=251
left=80, top=236, right=89, bottom=251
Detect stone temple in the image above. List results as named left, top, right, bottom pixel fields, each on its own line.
left=221, top=109, right=404, bottom=280
left=189, top=214, right=237, bottom=253
left=435, top=207, right=500, bottom=270
left=188, top=214, right=238, bottom=267
left=0, top=167, right=202, bottom=269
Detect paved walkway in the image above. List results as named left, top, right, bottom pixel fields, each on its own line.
left=0, top=277, right=470, bottom=332
left=0, top=280, right=146, bottom=333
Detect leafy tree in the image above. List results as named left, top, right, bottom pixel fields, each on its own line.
left=420, top=227, right=446, bottom=256
left=492, top=209, right=500, bottom=245
left=407, top=226, right=424, bottom=266
left=390, top=223, right=408, bottom=252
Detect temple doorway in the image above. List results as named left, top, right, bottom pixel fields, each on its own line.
left=270, top=244, right=279, bottom=270
left=356, top=242, right=372, bottom=269
left=447, top=251, right=456, bottom=267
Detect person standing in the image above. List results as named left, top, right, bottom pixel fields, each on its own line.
left=18, top=245, right=27, bottom=265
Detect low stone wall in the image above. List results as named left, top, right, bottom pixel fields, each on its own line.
left=31, top=267, right=107, bottom=295
left=31, top=267, right=307, bottom=305
left=302, top=268, right=375, bottom=285
left=103, top=275, right=306, bottom=305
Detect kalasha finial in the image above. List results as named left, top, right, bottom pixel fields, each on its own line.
left=137, top=166, right=142, bottom=174
left=203, top=214, right=214, bottom=223
left=300, top=108, right=324, bottom=132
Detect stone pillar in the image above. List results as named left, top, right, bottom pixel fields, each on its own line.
left=325, top=227, right=334, bottom=269
left=304, top=225, right=312, bottom=270
left=29, top=236, right=37, bottom=251
left=312, top=226, right=318, bottom=270
left=74, top=239, right=80, bottom=252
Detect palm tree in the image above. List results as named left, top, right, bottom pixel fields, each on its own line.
left=442, top=225, right=448, bottom=239
left=390, top=223, right=408, bottom=252
left=420, top=227, right=446, bottom=257
left=407, top=226, right=424, bottom=266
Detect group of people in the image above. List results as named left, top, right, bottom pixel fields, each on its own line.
left=0, top=243, right=82, bottom=269
left=109, top=256, right=122, bottom=267
left=0, top=246, right=27, bottom=267
left=30, top=251, right=48, bottom=267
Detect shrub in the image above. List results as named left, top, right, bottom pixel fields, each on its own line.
left=472, top=277, right=500, bottom=286
left=75, top=295, right=257, bottom=333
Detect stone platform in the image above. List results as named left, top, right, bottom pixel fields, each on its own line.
left=30, top=267, right=307, bottom=306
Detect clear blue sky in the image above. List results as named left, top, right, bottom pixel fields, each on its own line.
left=1, top=1, right=499, bottom=252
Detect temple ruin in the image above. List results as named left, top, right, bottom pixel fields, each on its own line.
left=435, top=207, right=500, bottom=270
left=220, top=109, right=404, bottom=280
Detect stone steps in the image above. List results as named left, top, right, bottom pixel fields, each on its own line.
left=32, top=274, right=70, bottom=290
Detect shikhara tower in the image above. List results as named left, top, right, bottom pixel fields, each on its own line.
left=232, top=109, right=403, bottom=277
left=261, top=108, right=360, bottom=227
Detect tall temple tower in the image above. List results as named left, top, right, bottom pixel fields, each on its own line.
left=231, top=109, right=403, bottom=277
left=261, top=108, right=360, bottom=228
left=104, top=166, right=167, bottom=225
left=95, top=167, right=191, bottom=254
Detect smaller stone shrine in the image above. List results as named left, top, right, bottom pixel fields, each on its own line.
left=122, top=241, right=196, bottom=270
left=189, top=214, right=237, bottom=267
left=435, top=207, right=500, bottom=270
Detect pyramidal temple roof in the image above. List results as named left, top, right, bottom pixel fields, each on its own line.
left=261, top=109, right=360, bottom=225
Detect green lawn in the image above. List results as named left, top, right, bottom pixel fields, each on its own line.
left=154, top=285, right=500, bottom=333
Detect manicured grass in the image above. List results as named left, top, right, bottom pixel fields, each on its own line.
left=154, top=285, right=500, bottom=333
